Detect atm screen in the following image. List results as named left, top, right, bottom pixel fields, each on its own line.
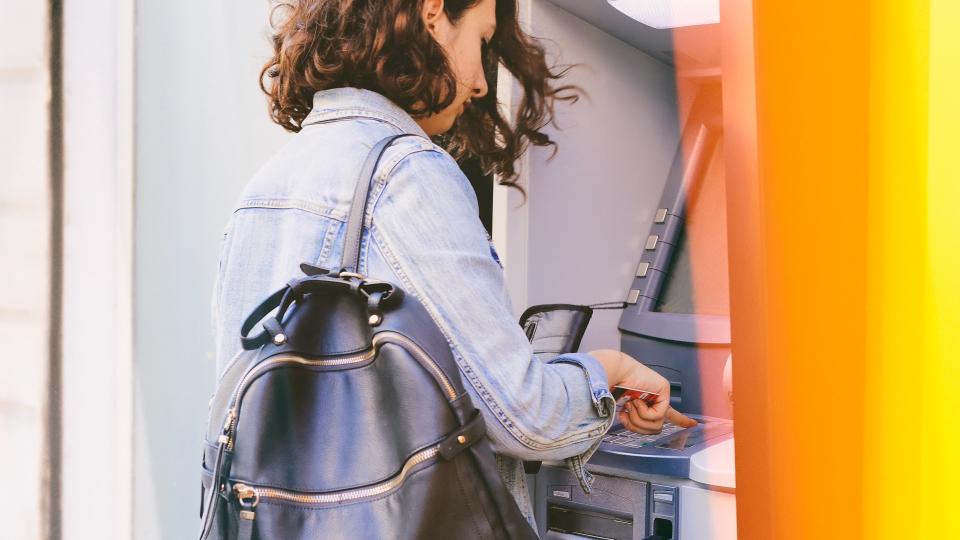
left=654, top=139, right=730, bottom=316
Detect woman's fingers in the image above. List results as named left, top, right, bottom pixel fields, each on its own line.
left=619, top=411, right=665, bottom=434
left=665, top=406, right=698, bottom=428
left=622, top=401, right=664, bottom=433
left=632, top=398, right=667, bottom=422
left=619, top=401, right=698, bottom=434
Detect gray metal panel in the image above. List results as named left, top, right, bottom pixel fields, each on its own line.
left=619, top=119, right=730, bottom=344
left=656, top=141, right=693, bottom=221
left=660, top=125, right=716, bottom=221
left=523, top=1, right=680, bottom=353
left=535, top=467, right=649, bottom=540
left=649, top=484, right=679, bottom=539
left=659, top=214, right=685, bottom=248
left=617, top=125, right=717, bottom=321
left=631, top=213, right=683, bottom=303
left=636, top=267, right=666, bottom=302
left=639, top=242, right=675, bottom=273
left=636, top=296, right=656, bottom=312
left=619, top=333, right=732, bottom=418
left=619, top=312, right=730, bottom=344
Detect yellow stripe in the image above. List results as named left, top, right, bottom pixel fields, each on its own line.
left=864, top=0, right=960, bottom=536
left=923, top=1, right=960, bottom=537
left=863, top=1, right=929, bottom=538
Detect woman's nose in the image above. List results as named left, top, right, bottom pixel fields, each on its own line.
left=473, top=70, right=489, bottom=99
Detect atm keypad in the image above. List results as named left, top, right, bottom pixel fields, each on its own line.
left=655, top=423, right=731, bottom=449
left=602, top=422, right=687, bottom=448
left=602, top=420, right=733, bottom=451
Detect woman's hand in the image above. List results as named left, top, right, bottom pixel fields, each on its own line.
left=589, top=349, right=698, bottom=434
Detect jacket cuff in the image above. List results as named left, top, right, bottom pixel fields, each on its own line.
left=546, top=352, right=615, bottom=418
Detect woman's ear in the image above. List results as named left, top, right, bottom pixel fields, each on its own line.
left=421, top=0, right=445, bottom=32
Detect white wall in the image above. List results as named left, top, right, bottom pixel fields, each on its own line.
left=133, top=1, right=289, bottom=537
left=502, top=1, right=680, bottom=352
left=60, top=0, right=135, bottom=537
left=0, top=1, right=49, bottom=538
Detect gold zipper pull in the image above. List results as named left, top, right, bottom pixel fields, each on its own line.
left=234, top=483, right=258, bottom=540
left=218, top=409, right=235, bottom=444
left=233, top=483, right=260, bottom=507
left=223, top=409, right=235, bottom=432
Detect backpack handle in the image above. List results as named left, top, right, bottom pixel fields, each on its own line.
left=238, top=276, right=349, bottom=349
left=239, top=275, right=404, bottom=350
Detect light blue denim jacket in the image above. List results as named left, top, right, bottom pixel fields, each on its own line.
left=212, top=87, right=615, bottom=527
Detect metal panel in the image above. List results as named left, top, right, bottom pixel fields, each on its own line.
left=534, top=467, right=649, bottom=540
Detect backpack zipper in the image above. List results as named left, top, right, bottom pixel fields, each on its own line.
left=232, top=445, right=439, bottom=506
left=225, top=348, right=376, bottom=450
left=224, top=331, right=456, bottom=449
left=372, top=332, right=457, bottom=400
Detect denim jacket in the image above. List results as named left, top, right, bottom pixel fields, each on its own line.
left=212, top=87, right=615, bottom=527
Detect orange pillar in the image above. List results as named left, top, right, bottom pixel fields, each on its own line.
left=723, top=1, right=870, bottom=538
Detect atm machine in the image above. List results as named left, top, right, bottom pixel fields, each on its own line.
left=529, top=109, right=737, bottom=539
left=500, top=2, right=738, bottom=539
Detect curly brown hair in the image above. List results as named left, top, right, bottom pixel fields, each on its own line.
left=260, top=0, right=579, bottom=189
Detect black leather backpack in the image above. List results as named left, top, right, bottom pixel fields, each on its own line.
left=198, top=135, right=539, bottom=540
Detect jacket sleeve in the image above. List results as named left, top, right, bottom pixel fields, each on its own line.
left=369, top=145, right=615, bottom=462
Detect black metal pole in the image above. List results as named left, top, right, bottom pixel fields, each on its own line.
left=44, top=0, right=64, bottom=538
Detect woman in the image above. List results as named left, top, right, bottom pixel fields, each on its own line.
left=212, top=0, right=693, bottom=529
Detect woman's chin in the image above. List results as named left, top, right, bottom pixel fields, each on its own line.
left=439, top=116, right=458, bottom=134
left=417, top=109, right=460, bottom=136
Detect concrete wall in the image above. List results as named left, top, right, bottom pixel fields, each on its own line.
left=133, top=1, right=289, bottom=537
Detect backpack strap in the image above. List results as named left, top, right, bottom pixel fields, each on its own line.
left=237, top=133, right=422, bottom=351
left=340, top=133, right=422, bottom=275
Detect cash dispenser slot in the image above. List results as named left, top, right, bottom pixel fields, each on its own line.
left=535, top=469, right=648, bottom=539
left=546, top=504, right=633, bottom=540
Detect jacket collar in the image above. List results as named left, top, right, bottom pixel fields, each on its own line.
left=303, top=87, right=429, bottom=138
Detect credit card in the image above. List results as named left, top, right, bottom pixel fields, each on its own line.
left=612, top=386, right=660, bottom=407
